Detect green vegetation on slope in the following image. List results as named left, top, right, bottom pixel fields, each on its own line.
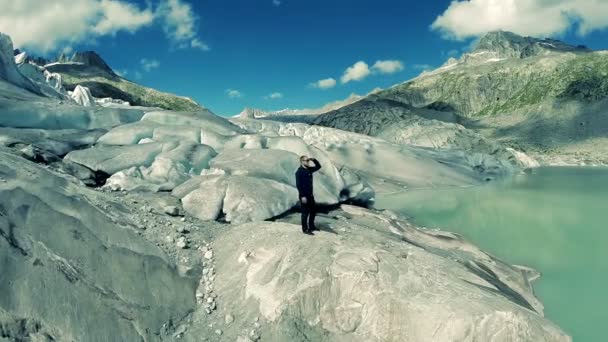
left=44, top=62, right=202, bottom=111
left=62, top=74, right=202, bottom=111
left=380, top=52, right=608, bottom=117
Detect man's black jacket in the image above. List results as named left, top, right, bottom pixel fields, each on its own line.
left=295, top=159, right=321, bottom=198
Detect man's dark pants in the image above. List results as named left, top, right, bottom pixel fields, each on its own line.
left=301, top=196, right=316, bottom=232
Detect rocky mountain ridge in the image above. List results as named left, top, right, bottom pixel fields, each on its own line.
left=15, top=47, right=202, bottom=111
left=313, top=30, right=608, bottom=165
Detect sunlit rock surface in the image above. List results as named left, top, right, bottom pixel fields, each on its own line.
left=211, top=206, right=570, bottom=342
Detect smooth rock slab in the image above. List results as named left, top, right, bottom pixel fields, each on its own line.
left=212, top=212, right=570, bottom=342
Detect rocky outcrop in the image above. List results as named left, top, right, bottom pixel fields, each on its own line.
left=69, top=51, right=117, bottom=76
left=209, top=206, right=570, bottom=342
left=474, top=30, right=592, bottom=59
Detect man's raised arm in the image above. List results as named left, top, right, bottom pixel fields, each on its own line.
left=309, top=158, right=321, bottom=173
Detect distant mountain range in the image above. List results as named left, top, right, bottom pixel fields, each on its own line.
left=312, top=30, right=608, bottom=165
left=236, top=88, right=382, bottom=122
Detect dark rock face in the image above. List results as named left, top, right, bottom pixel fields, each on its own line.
left=70, top=51, right=116, bottom=76
left=56, top=52, right=70, bottom=63
left=30, top=56, right=50, bottom=66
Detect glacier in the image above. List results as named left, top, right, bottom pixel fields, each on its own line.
left=0, top=32, right=571, bottom=341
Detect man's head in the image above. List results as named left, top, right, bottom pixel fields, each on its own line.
left=300, top=155, right=313, bottom=168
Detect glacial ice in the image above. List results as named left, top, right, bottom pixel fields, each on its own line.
left=233, top=118, right=480, bottom=188
left=104, top=142, right=217, bottom=191
left=95, top=97, right=131, bottom=107
left=70, top=85, right=95, bottom=107
left=16, top=61, right=67, bottom=99
left=173, top=175, right=298, bottom=223
left=0, top=33, right=42, bottom=95
left=0, top=151, right=198, bottom=341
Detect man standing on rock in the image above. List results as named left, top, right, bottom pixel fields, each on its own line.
left=296, top=155, right=321, bottom=235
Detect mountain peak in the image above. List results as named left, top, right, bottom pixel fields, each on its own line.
left=474, top=30, right=592, bottom=58
left=70, top=51, right=115, bottom=75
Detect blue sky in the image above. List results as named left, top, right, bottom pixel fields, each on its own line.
left=2, top=0, right=608, bottom=116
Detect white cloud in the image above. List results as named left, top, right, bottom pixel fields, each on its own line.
left=310, top=78, right=337, bottom=89
left=140, top=58, right=160, bottom=72
left=94, top=0, right=155, bottom=35
left=341, top=61, right=371, bottom=84
left=226, top=89, right=243, bottom=99
left=0, top=0, right=154, bottom=52
left=371, top=60, right=404, bottom=74
left=0, top=0, right=208, bottom=53
left=273, top=0, right=282, bottom=6
left=266, top=92, right=283, bottom=99
left=134, top=70, right=143, bottom=80
left=191, top=38, right=210, bottom=51
left=432, top=0, right=608, bottom=40
left=157, top=0, right=209, bottom=51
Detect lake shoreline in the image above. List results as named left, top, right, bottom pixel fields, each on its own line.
left=374, top=166, right=608, bottom=341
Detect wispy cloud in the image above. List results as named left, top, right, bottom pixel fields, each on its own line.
left=265, top=92, right=283, bottom=99
left=371, top=60, right=404, bottom=74
left=190, top=38, right=210, bottom=51
left=310, top=78, right=337, bottom=90
left=341, top=61, right=371, bottom=84
left=413, top=64, right=433, bottom=71
left=432, top=0, right=608, bottom=40
left=140, top=58, right=160, bottom=72
left=272, top=0, right=282, bottom=6
left=115, top=69, right=128, bottom=77
left=157, top=0, right=210, bottom=51
left=226, top=89, right=243, bottom=99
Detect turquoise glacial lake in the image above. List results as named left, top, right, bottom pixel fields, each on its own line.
left=375, top=167, right=608, bottom=341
